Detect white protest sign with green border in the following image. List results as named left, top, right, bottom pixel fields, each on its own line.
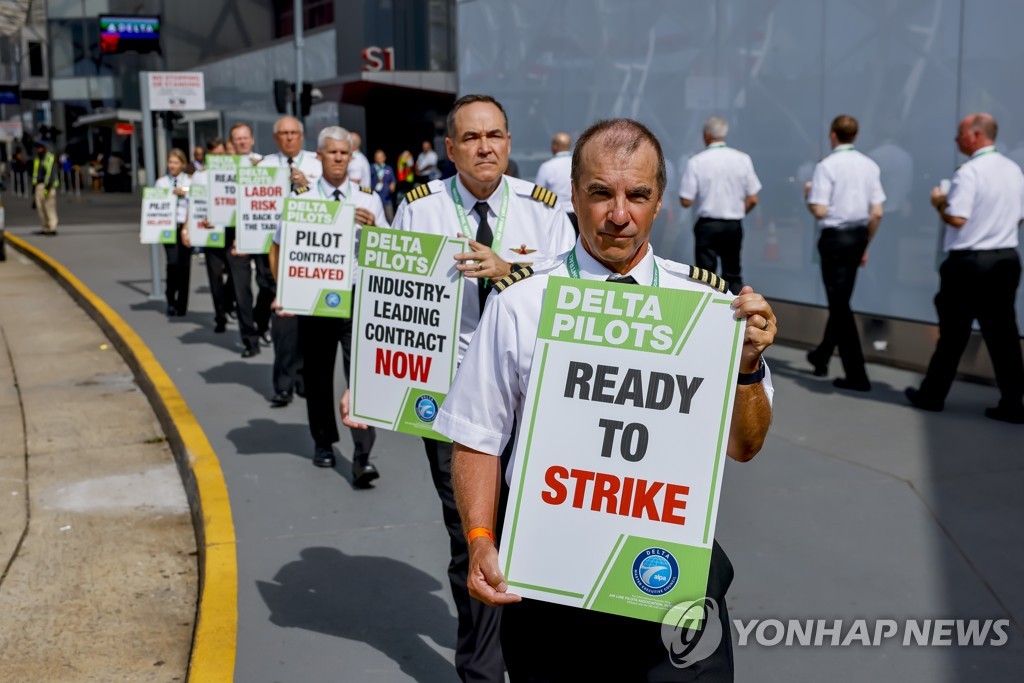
left=140, top=187, right=176, bottom=244
left=276, top=197, right=356, bottom=317
left=184, top=184, right=224, bottom=248
left=206, top=154, right=241, bottom=226
left=498, top=275, right=743, bottom=625
left=237, top=165, right=289, bottom=254
left=350, top=226, right=465, bottom=440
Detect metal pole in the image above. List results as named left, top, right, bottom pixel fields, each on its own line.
left=294, top=0, right=304, bottom=124
left=140, top=71, right=163, bottom=302
left=130, top=130, right=138, bottom=193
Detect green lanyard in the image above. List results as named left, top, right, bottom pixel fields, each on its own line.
left=972, top=147, right=997, bottom=159
left=565, top=248, right=659, bottom=286
left=450, top=177, right=509, bottom=251
left=834, top=144, right=855, bottom=154
left=708, top=142, right=726, bottom=149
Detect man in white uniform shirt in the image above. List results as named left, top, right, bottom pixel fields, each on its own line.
left=907, top=113, right=1024, bottom=423
left=350, top=94, right=574, bottom=682
left=804, top=114, right=885, bottom=392
left=435, top=118, right=776, bottom=681
left=347, top=131, right=372, bottom=186
left=415, top=140, right=440, bottom=183
left=679, top=115, right=761, bottom=294
left=270, top=126, right=387, bottom=480
left=259, top=116, right=323, bottom=407
left=534, top=131, right=576, bottom=232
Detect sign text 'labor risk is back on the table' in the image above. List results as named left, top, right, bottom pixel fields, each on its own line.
left=499, top=276, right=744, bottom=625
left=350, top=226, right=465, bottom=440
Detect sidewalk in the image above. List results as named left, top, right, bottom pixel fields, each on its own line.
left=0, top=250, right=195, bottom=682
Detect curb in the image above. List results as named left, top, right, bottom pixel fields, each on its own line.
left=4, top=233, right=237, bottom=681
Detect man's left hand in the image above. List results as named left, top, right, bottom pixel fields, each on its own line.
left=354, top=207, right=376, bottom=227
left=731, top=286, right=776, bottom=373
left=930, top=186, right=948, bottom=210
left=339, top=389, right=370, bottom=430
left=453, top=236, right=513, bottom=280
left=290, top=168, right=308, bottom=188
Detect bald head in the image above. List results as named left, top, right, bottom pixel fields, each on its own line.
left=571, top=118, right=666, bottom=199
left=551, top=132, right=571, bottom=154
left=956, top=113, right=998, bottom=155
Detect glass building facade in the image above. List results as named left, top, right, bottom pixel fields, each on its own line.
left=458, top=0, right=1024, bottom=326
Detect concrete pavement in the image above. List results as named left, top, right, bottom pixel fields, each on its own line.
left=4, top=192, right=1024, bottom=682
left=0, top=243, right=195, bottom=682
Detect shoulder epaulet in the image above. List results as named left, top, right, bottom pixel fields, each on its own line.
left=492, top=266, right=535, bottom=293
left=294, top=185, right=310, bottom=195
left=687, top=267, right=728, bottom=293
left=359, top=185, right=373, bottom=194
left=529, top=184, right=558, bottom=208
left=405, top=183, right=435, bottom=204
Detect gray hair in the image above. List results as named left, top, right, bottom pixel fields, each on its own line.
left=704, top=115, right=729, bottom=140
left=273, top=116, right=304, bottom=135
left=318, top=126, right=352, bottom=151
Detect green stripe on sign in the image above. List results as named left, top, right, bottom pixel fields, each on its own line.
left=703, top=318, right=744, bottom=544
left=584, top=533, right=625, bottom=609
left=507, top=582, right=585, bottom=599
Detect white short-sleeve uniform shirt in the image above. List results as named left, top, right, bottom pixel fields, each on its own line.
left=155, top=172, right=192, bottom=224
left=434, top=241, right=775, bottom=482
left=943, top=146, right=1024, bottom=251
left=273, top=176, right=388, bottom=246
left=534, top=151, right=575, bottom=214
left=260, top=150, right=323, bottom=188
left=678, top=143, right=762, bottom=220
left=806, top=144, right=886, bottom=228
left=391, top=174, right=577, bottom=360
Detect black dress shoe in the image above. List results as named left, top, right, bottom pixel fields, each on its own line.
left=833, top=377, right=871, bottom=392
left=166, top=306, right=179, bottom=317
left=227, top=309, right=238, bottom=321
left=260, top=330, right=273, bottom=346
left=984, top=406, right=1024, bottom=424
left=270, top=391, right=292, bottom=407
left=806, top=350, right=828, bottom=377
left=214, top=321, right=227, bottom=333
left=905, top=387, right=943, bottom=412
left=352, top=460, right=380, bottom=488
left=313, top=446, right=336, bottom=468
left=241, top=346, right=261, bottom=358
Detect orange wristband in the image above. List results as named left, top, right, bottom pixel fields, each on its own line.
left=467, top=527, right=495, bottom=544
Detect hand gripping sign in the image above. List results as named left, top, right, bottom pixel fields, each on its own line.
left=140, top=187, right=176, bottom=244
left=350, top=226, right=465, bottom=440
left=184, top=184, right=224, bottom=247
left=237, top=165, right=289, bottom=254
left=498, top=276, right=744, bottom=625
left=276, top=196, right=356, bottom=317
left=206, top=154, right=241, bottom=227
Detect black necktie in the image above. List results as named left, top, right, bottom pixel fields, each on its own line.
left=332, top=189, right=342, bottom=201
left=473, top=202, right=494, bottom=313
left=172, top=175, right=177, bottom=188
left=287, top=157, right=296, bottom=192
left=607, top=274, right=638, bottom=285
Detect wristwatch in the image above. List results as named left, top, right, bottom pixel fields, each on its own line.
left=737, top=357, right=766, bottom=385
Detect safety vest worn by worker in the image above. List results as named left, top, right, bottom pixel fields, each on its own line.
left=32, top=152, right=59, bottom=190
left=396, top=151, right=414, bottom=182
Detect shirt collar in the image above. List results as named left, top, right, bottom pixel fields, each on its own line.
left=833, top=144, right=855, bottom=153
left=555, top=150, right=572, bottom=158
left=570, top=237, right=656, bottom=285
left=971, top=145, right=996, bottom=158
left=707, top=141, right=727, bottom=149
left=454, top=173, right=506, bottom=216
left=319, top=176, right=349, bottom=198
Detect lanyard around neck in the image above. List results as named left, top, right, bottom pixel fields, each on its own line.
left=450, top=177, right=509, bottom=250
left=565, top=248, right=659, bottom=286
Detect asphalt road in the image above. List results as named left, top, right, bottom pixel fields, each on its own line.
left=5, top=192, right=1023, bottom=682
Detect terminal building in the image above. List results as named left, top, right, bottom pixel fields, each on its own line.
left=2, top=0, right=1022, bottom=370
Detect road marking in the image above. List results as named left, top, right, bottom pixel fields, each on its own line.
left=5, top=233, right=238, bottom=682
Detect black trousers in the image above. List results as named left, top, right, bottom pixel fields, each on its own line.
left=919, top=248, right=1024, bottom=408
left=164, top=223, right=192, bottom=313
left=272, top=314, right=303, bottom=395
left=203, top=246, right=231, bottom=325
left=296, top=315, right=375, bottom=457
left=226, top=228, right=276, bottom=350
left=809, top=226, right=869, bottom=383
left=422, top=438, right=505, bottom=683
left=694, top=217, right=743, bottom=295
left=501, top=541, right=735, bottom=682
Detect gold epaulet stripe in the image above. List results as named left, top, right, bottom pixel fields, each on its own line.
left=492, top=266, right=535, bottom=292
left=688, top=267, right=728, bottom=293
left=294, top=185, right=310, bottom=195
left=530, top=185, right=557, bottom=208
left=405, top=184, right=432, bottom=203
left=359, top=185, right=374, bottom=194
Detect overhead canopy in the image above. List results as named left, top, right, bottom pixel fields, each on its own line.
left=73, top=109, right=221, bottom=128
left=316, top=70, right=457, bottom=106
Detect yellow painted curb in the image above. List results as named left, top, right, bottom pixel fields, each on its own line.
left=5, top=233, right=237, bottom=681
